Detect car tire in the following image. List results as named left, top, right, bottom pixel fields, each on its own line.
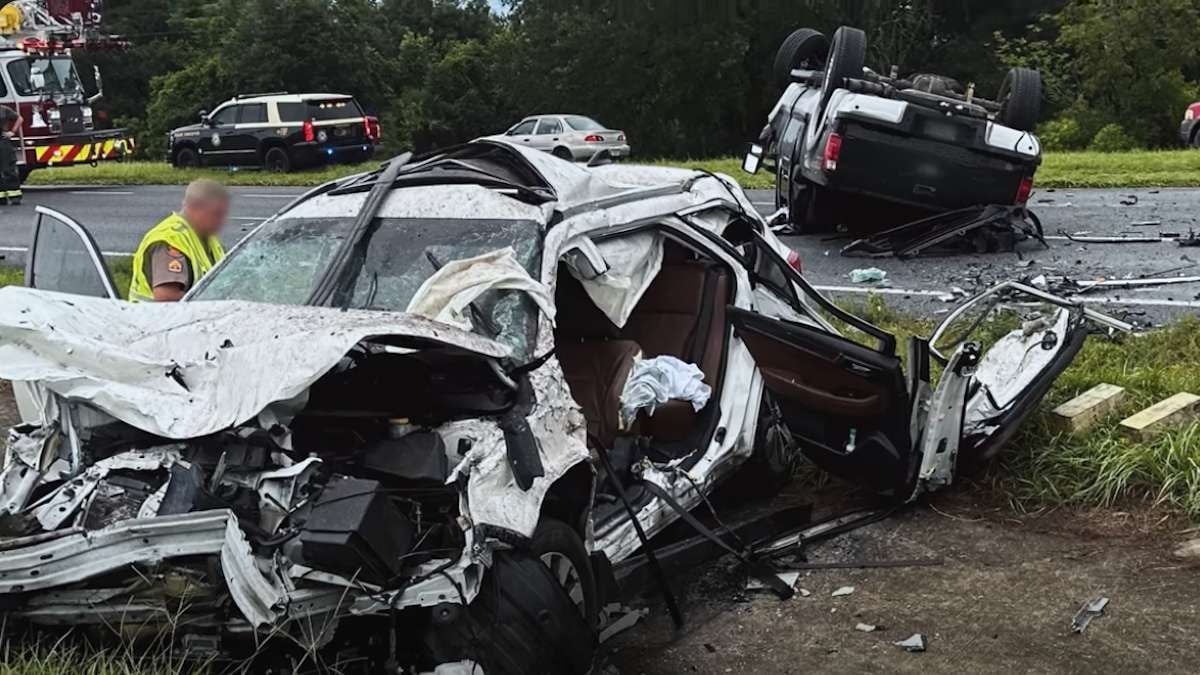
left=772, top=28, right=828, bottom=90
left=424, top=550, right=596, bottom=675
left=552, top=147, right=574, bottom=161
left=1192, top=129, right=1200, bottom=149
left=173, top=146, right=199, bottom=169
left=997, top=67, right=1043, bottom=132
left=819, top=26, right=867, bottom=113
left=530, top=518, right=598, bottom=629
left=263, top=146, right=292, bottom=173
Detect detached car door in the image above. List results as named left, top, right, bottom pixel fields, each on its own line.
left=733, top=232, right=915, bottom=496
left=25, top=206, right=118, bottom=298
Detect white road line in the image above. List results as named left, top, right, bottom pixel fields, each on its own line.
left=815, top=283, right=1200, bottom=308
left=68, top=190, right=134, bottom=196
left=0, top=245, right=132, bottom=257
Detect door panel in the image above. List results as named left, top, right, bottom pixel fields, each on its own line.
left=731, top=307, right=914, bottom=495
left=25, top=206, right=116, bottom=298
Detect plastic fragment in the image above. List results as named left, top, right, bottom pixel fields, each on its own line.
left=849, top=268, right=887, bottom=283
left=894, top=634, right=926, bottom=652
left=831, top=586, right=855, bottom=597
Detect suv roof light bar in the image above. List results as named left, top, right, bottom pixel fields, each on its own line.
left=234, top=91, right=289, bottom=100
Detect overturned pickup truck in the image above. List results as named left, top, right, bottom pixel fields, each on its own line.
left=0, top=141, right=1128, bottom=672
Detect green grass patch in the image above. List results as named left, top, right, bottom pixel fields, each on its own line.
left=25, top=161, right=375, bottom=187
left=24, top=151, right=1200, bottom=191
left=0, top=258, right=132, bottom=299
left=1038, top=149, right=1200, bottom=188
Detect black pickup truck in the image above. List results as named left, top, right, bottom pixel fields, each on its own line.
left=745, top=26, right=1044, bottom=233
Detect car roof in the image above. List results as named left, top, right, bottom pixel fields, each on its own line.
left=223, top=93, right=357, bottom=105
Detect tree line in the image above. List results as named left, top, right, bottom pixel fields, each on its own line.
left=83, top=0, right=1200, bottom=160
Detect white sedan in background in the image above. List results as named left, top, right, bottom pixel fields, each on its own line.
left=485, top=114, right=630, bottom=162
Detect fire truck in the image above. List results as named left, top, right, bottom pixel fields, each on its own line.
left=0, top=0, right=132, bottom=180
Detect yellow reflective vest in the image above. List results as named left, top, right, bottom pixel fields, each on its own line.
left=129, top=213, right=225, bottom=302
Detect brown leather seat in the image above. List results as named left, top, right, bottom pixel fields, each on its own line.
left=621, top=252, right=731, bottom=442
left=555, top=266, right=641, bottom=448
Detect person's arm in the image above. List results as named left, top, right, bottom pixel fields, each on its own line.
left=146, top=244, right=191, bottom=302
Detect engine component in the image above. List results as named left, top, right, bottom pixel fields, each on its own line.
left=360, top=430, right=449, bottom=484
left=300, top=476, right=413, bottom=584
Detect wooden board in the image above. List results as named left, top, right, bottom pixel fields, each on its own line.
left=1051, top=383, right=1126, bottom=433
left=1119, top=392, right=1200, bottom=442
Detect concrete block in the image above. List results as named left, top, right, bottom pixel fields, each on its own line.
left=1119, top=392, right=1200, bottom=442
left=1051, top=383, right=1126, bottom=433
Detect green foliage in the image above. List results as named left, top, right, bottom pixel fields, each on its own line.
left=1089, top=123, right=1140, bottom=153
left=1037, top=116, right=1088, bottom=151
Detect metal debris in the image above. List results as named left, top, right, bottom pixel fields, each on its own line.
left=747, top=570, right=802, bottom=591
left=598, top=604, right=650, bottom=643
left=894, top=634, right=926, bottom=652
left=1071, top=596, right=1110, bottom=633
left=841, top=204, right=1045, bottom=259
left=849, top=268, right=887, bottom=283
left=831, top=586, right=856, bottom=597
left=1119, top=195, right=1139, bottom=206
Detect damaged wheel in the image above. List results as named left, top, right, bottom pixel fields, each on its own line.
left=424, top=550, right=596, bottom=675
left=531, top=518, right=598, bottom=628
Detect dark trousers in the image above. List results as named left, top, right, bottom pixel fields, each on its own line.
left=0, top=135, right=21, bottom=198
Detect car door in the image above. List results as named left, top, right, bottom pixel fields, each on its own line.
left=531, top=117, right=564, bottom=151
left=198, top=104, right=241, bottom=165
left=505, top=119, right=537, bottom=147
left=228, top=102, right=268, bottom=164
left=25, top=206, right=117, bottom=298
left=733, top=231, right=916, bottom=496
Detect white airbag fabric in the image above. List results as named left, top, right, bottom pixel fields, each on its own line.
left=0, top=287, right=509, bottom=439
left=571, top=231, right=663, bottom=328
left=620, top=355, right=711, bottom=423
left=406, top=247, right=555, bottom=328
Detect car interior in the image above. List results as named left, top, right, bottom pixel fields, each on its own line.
left=554, top=234, right=735, bottom=523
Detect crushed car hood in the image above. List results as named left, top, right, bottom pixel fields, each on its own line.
left=0, top=287, right=511, bottom=438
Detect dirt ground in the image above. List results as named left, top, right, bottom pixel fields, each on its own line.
left=606, top=484, right=1200, bottom=674
left=1, top=385, right=1196, bottom=674
left=0, top=380, right=17, bottom=428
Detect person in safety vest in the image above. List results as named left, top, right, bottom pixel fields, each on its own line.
left=130, top=179, right=229, bottom=302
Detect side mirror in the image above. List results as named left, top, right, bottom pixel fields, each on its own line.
left=199, top=110, right=210, bottom=125
left=87, top=65, right=104, bottom=104
left=742, top=143, right=764, bottom=175
left=563, top=238, right=609, bottom=281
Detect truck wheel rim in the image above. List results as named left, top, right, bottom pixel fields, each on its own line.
left=540, top=551, right=585, bottom=617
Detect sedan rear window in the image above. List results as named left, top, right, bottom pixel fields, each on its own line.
left=564, top=116, right=605, bottom=131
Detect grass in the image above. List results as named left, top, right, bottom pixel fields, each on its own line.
left=25, top=150, right=1200, bottom=191
left=1038, top=149, right=1200, bottom=188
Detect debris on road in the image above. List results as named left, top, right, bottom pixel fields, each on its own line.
left=855, top=623, right=879, bottom=632
left=831, top=586, right=856, bottom=597
left=1120, top=195, right=1139, bottom=206
left=894, top=634, right=927, bottom=652
left=849, top=267, right=888, bottom=283
left=1130, top=220, right=1162, bottom=227
left=841, top=205, right=1045, bottom=259
left=1118, top=392, right=1200, bottom=441
left=1071, top=596, right=1110, bottom=633
left=599, top=605, right=651, bottom=643
left=1171, top=539, right=1200, bottom=561
left=747, top=570, right=802, bottom=592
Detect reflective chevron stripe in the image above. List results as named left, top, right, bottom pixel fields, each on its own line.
left=32, top=138, right=134, bottom=165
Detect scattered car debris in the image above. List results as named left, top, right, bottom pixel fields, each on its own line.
left=799, top=588, right=812, bottom=597
left=1061, top=230, right=1165, bottom=244
left=747, top=570, right=803, bottom=592
left=855, top=623, right=879, bottom=632
left=1120, top=195, right=1139, bottom=206
left=894, top=634, right=927, bottom=652
left=849, top=267, right=887, bottom=283
left=841, top=205, right=1046, bottom=259
left=785, top=558, right=944, bottom=571
left=598, top=604, right=651, bottom=643
left=831, top=586, right=856, bottom=597
left=1130, top=220, right=1162, bottom=227
left=1071, top=596, right=1110, bottom=633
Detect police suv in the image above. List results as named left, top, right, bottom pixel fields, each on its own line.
left=168, top=92, right=381, bottom=172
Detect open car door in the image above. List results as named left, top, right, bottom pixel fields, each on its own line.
left=24, top=206, right=118, bottom=298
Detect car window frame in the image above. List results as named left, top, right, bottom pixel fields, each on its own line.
left=508, top=119, right=536, bottom=136
left=535, top=118, right=562, bottom=135
left=210, top=105, right=238, bottom=126
left=237, top=102, right=268, bottom=125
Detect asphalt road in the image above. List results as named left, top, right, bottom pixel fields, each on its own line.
left=2, top=183, right=1199, bottom=323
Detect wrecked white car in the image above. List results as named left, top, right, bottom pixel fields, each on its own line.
left=0, top=141, right=1127, bottom=673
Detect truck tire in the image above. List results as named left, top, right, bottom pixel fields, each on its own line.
left=263, top=146, right=292, bottom=172
left=998, top=67, right=1043, bottom=132
left=819, top=26, right=866, bottom=113
left=424, top=551, right=596, bottom=675
left=173, top=146, right=199, bottom=168
left=773, top=28, right=828, bottom=90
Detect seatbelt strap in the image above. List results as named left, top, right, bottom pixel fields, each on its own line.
left=641, top=480, right=795, bottom=599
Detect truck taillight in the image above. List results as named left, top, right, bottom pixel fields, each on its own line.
left=584, top=134, right=604, bottom=142
left=363, top=117, right=381, bottom=142
left=786, top=247, right=803, bottom=273
left=822, top=132, right=843, bottom=171
left=1015, top=176, right=1034, bottom=204
left=303, top=119, right=315, bottom=143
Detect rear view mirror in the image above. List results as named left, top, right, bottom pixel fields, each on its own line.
left=564, top=238, right=609, bottom=281
left=743, top=144, right=764, bottom=174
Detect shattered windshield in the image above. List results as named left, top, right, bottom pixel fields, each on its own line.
left=192, top=217, right=544, bottom=358
left=7, top=57, right=83, bottom=98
